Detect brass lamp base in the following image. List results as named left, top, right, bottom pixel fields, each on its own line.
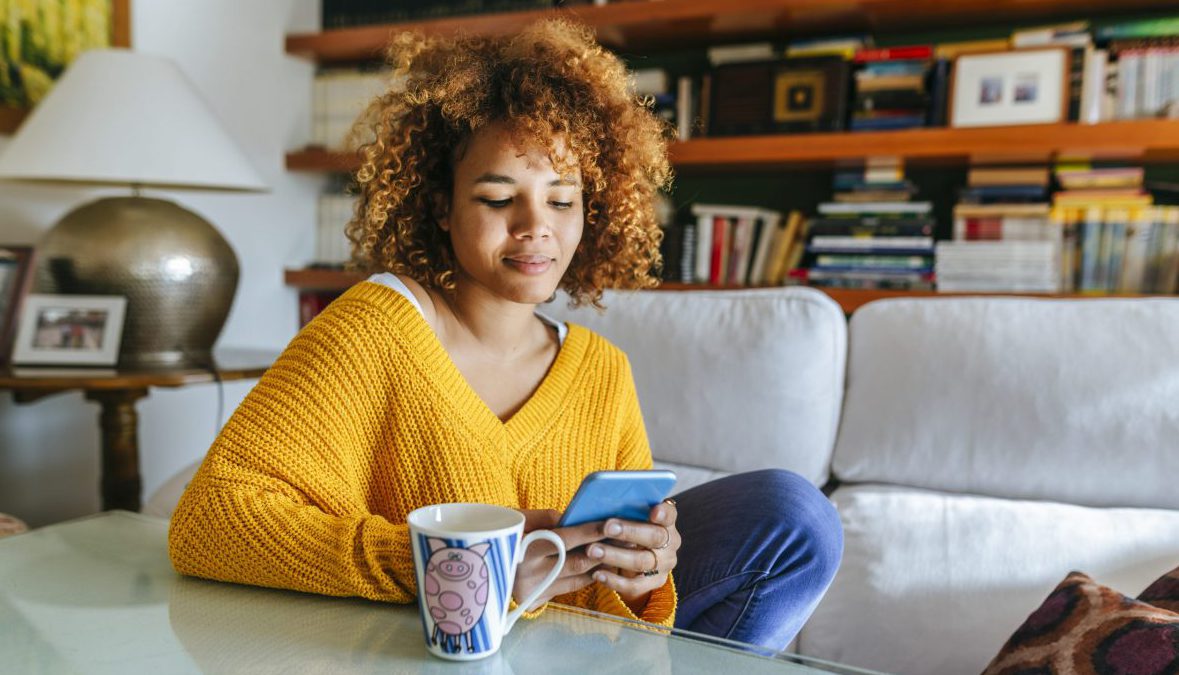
left=34, top=196, right=239, bottom=368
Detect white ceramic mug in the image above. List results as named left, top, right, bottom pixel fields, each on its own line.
left=407, top=503, right=566, bottom=661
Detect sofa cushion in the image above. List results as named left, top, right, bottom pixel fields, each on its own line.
left=832, top=297, right=1179, bottom=509
left=982, top=571, right=1179, bottom=675
left=797, top=484, right=1179, bottom=675
left=544, top=287, right=846, bottom=488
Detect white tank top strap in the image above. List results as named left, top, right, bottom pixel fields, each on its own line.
left=533, top=309, right=569, bottom=345
left=366, top=272, right=567, bottom=346
left=367, top=272, right=424, bottom=316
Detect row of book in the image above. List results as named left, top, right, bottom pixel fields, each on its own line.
left=660, top=205, right=807, bottom=287
left=310, top=68, right=390, bottom=150
left=1099, top=17, right=1179, bottom=120
left=653, top=15, right=1179, bottom=140
left=300, top=17, right=1179, bottom=151
left=939, top=165, right=1179, bottom=293
left=659, top=160, right=1179, bottom=295
left=315, top=191, right=355, bottom=266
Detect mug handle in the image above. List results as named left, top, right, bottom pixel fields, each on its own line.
left=503, top=529, right=566, bottom=634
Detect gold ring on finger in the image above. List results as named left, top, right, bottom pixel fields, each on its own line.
left=641, top=548, right=659, bottom=577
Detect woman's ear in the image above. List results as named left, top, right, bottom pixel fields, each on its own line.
left=432, top=193, right=450, bottom=232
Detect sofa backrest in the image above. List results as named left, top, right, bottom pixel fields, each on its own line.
left=832, top=297, right=1179, bottom=509
left=545, top=287, right=847, bottom=489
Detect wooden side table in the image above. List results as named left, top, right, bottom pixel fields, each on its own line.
left=0, top=348, right=275, bottom=512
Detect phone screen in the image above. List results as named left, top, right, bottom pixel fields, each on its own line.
left=557, top=470, right=677, bottom=527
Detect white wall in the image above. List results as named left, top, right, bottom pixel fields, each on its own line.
left=0, top=0, right=325, bottom=527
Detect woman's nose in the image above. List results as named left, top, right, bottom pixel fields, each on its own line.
left=513, top=200, right=552, bottom=240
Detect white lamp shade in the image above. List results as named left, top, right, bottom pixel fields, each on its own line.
left=0, top=49, right=267, bottom=192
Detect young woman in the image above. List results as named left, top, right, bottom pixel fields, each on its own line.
left=168, top=19, right=841, bottom=649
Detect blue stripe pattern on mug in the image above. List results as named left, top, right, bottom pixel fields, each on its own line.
left=416, top=532, right=518, bottom=655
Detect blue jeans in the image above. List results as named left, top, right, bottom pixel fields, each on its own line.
left=671, top=469, right=843, bottom=650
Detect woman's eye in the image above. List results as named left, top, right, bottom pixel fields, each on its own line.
left=550, top=201, right=574, bottom=209
left=478, top=198, right=511, bottom=208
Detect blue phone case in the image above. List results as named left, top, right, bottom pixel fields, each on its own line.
left=557, top=470, right=677, bottom=527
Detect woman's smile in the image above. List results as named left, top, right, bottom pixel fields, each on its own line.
left=503, top=254, right=556, bottom=275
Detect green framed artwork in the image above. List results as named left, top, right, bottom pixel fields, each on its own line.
left=0, top=0, right=130, bottom=134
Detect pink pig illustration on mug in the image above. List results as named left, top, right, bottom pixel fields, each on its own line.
left=423, top=538, right=491, bottom=653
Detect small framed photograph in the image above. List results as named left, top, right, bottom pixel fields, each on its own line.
left=11, top=294, right=127, bottom=366
left=950, top=48, right=1069, bottom=128
left=0, top=245, right=35, bottom=365
left=709, top=57, right=851, bottom=136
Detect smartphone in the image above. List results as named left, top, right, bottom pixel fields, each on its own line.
left=557, top=470, right=677, bottom=528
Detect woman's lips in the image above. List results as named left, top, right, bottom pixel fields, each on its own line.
left=504, top=255, right=554, bottom=275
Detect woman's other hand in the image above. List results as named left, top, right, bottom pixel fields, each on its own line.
left=587, top=500, right=680, bottom=612
left=512, top=509, right=607, bottom=610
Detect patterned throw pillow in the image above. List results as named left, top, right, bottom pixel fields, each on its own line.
left=0, top=512, right=27, bottom=538
left=982, top=571, right=1179, bottom=675
left=1140, top=566, right=1179, bottom=614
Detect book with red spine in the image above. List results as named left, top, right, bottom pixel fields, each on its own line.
left=854, top=45, right=935, bottom=62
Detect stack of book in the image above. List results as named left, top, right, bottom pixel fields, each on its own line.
left=851, top=45, right=934, bottom=131
left=795, top=162, right=935, bottom=290
left=687, top=204, right=804, bottom=286
left=311, top=67, right=391, bottom=150
left=1053, top=166, right=1179, bottom=293
left=937, top=167, right=1059, bottom=292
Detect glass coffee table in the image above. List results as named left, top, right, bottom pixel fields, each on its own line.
left=0, top=511, right=881, bottom=674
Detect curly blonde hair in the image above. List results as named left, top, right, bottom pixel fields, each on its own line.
left=346, top=18, right=673, bottom=307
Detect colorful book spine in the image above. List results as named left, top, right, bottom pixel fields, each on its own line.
left=854, top=45, right=935, bottom=62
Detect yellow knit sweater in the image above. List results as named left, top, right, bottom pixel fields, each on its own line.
left=168, top=281, right=675, bottom=626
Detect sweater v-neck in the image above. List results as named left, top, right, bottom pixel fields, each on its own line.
left=348, top=281, right=589, bottom=445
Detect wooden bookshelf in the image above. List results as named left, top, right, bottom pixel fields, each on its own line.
left=287, top=0, right=1179, bottom=62
left=287, top=119, right=1179, bottom=173
left=285, top=267, right=363, bottom=290
left=286, top=2, right=1179, bottom=305
left=284, top=269, right=1147, bottom=314
left=285, top=147, right=360, bottom=172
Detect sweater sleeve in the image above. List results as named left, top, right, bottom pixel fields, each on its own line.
left=168, top=301, right=417, bottom=603
left=593, top=353, right=677, bottom=627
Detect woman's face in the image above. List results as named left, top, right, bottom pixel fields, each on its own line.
left=440, top=122, right=584, bottom=306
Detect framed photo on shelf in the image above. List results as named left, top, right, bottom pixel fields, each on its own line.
left=949, top=48, right=1069, bottom=128
left=0, top=245, right=35, bottom=365
left=11, top=294, right=127, bottom=367
left=709, top=57, right=850, bottom=136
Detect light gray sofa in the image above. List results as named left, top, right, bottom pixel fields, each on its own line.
left=545, top=287, right=1179, bottom=675
left=150, top=285, right=1179, bottom=674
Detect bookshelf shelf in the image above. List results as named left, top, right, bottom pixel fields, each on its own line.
left=286, top=119, right=1179, bottom=173
left=285, top=267, right=361, bottom=290
left=284, top=269, right=1145, bottom=314
left=287, top=0, right=1179, bottom=62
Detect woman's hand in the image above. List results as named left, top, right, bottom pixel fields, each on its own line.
left=512, top=509, right=609, bottom=610
left=512, top=502, right=681, bottom=614
left=588, top=500, right=680, bottom=611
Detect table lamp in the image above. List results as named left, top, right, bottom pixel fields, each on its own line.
left=0, top=48, right=267, bottom=368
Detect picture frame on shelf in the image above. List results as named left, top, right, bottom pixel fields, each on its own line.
left=709, top=57, right=851, bottom=136
left=950, top=48, right=1070, bottom=128
left=0, top=245, right=35, bottom=365
left=0, top=0, right=131, bottom=134
left=11, top=294, right=128, bottom=367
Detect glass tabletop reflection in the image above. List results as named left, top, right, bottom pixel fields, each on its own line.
left=0, top=511, right=878, bottom=674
